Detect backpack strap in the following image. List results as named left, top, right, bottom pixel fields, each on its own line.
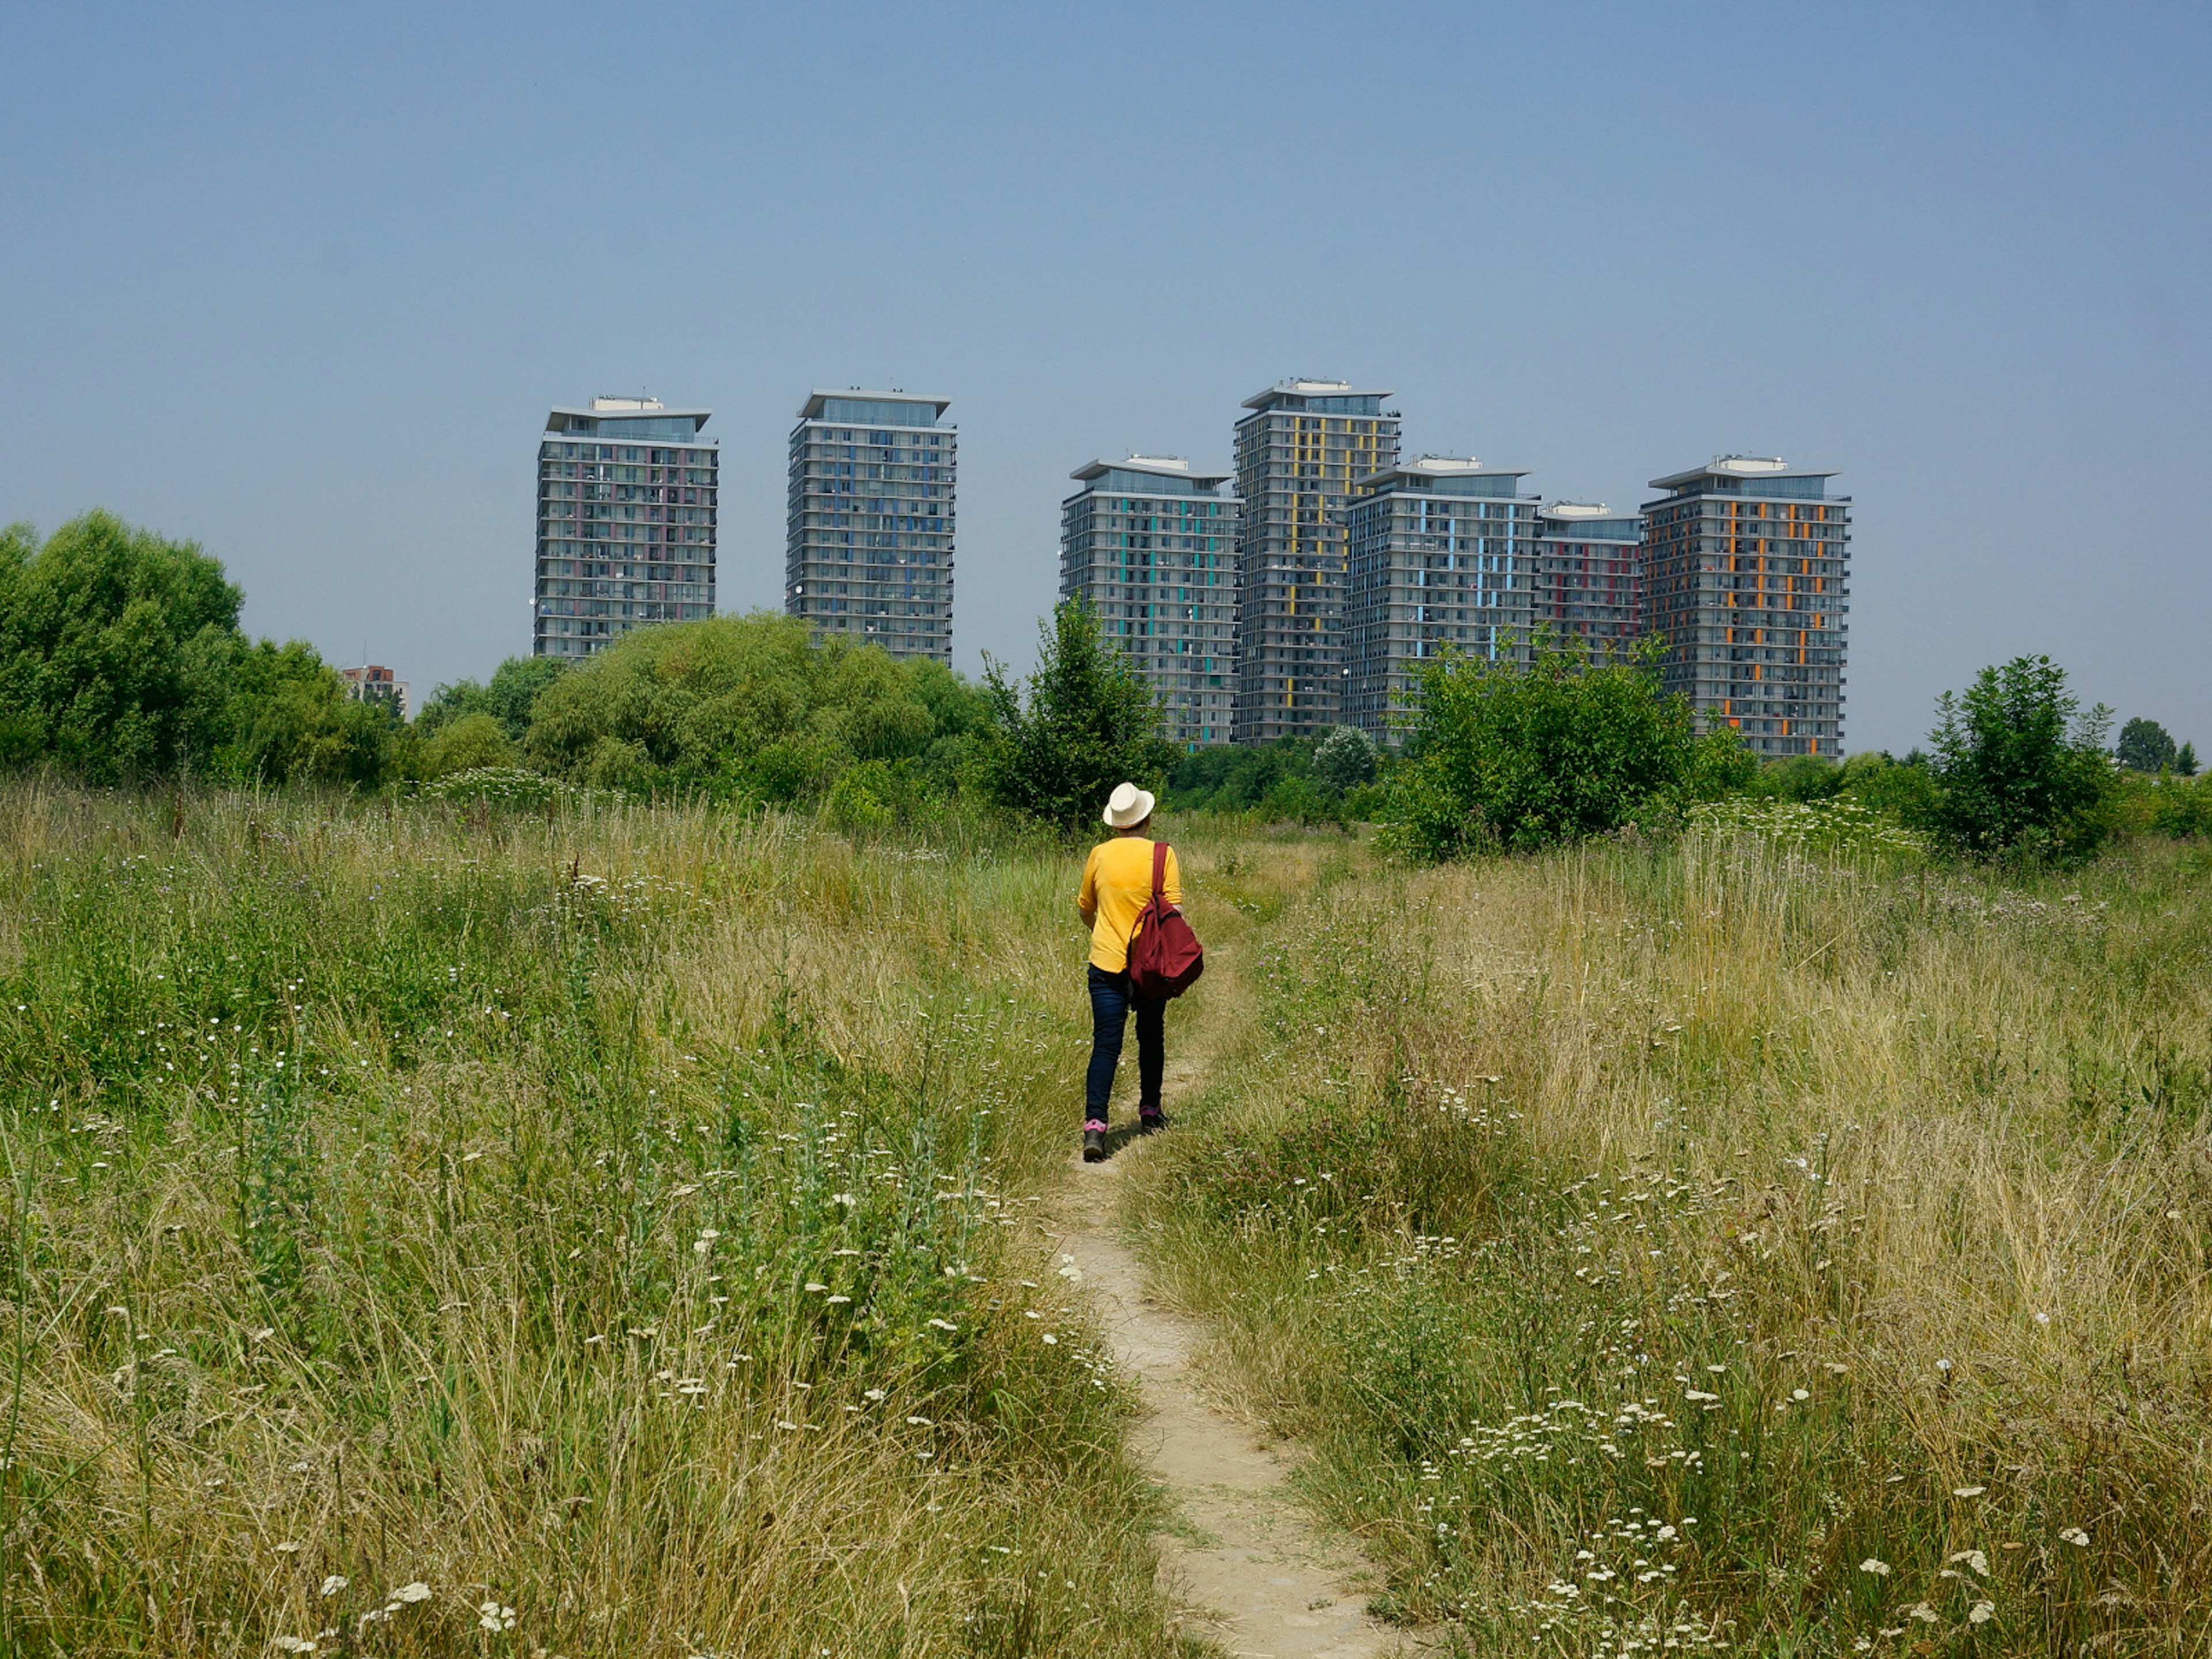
left=1151, top=840, right=1166, bottom=902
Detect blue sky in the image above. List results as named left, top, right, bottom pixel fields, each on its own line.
left=3, top=2, right=2207, bottom=753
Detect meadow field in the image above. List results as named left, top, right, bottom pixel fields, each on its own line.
left=1137, top=830, right=2212, bottom=1654
left=0, top=783, right=1314, bottom=1658
left=3, top=781, right=2209, bottom=1656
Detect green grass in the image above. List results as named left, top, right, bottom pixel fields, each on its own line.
left=0, top=783, right=1221, bottom=1657
left=1132, top=831, right=2212, bottom=1656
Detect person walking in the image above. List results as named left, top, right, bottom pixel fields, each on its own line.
left=1076, top=781, right=1180, bottom=1162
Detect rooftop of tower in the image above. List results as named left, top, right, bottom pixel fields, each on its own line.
left=1241, top=377, right=1395, bottom=412
left=800, top=389, right=952, bottom=422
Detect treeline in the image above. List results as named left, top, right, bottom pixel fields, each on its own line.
left=0, top=513, right=1169, bottom=831
left=6, top=511, right=2206, bottom=866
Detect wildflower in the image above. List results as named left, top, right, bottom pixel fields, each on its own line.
left=388, top=1582, right=431, bottom=1605
left=1968, top=1601, right=1995, bottom=1624
left=1953, top=1486, right=1986, bottom=1498
left=927, top=1318, right=958, bottom=1332
left=319, top=1576, right=349, bottom=1597
left=826, top=1294, right=851, bottom=1304
left=831, top=1192, right=857, bottom=1207
left=2059, top=1527, right=2090, bottom=1546
left=863, top=1388, right=887, bottom=1401
left=478, top=1601, right=517, bottom=1633
left=1791, top=1389, right=1809, bottom=1401
left=1936, top=1358, right=1953, bottom=1372
left=1906, top=1603, right=1937, bottom=1623
left=1949, top=1549, right=1990, bottom=1576
left=272, top=1639, right=317, bottom=1654
left=1858, top=1559, right=1891, bottom=1575
left=906, top=1415, right=933, bottom=1426
left=1041, top=1333, right=1058, bottom=1344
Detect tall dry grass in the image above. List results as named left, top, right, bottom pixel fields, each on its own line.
left=0, top=782, right=1283, bottom=1658
left=1134, top=831, right=2212, bottom=1654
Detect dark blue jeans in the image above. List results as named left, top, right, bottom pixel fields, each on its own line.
left=1086, top=964, right=1164, bottom=1122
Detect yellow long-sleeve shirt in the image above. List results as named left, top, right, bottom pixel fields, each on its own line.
left=1077, top=836, right=1183, bottom=973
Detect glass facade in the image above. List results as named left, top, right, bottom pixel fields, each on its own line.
left=1059, top=458, right=1241, bottom=748
left=1641, top=460, right=1851, bottom=757
left=533, top=399, right=718, bottom=658
left=1232, top=380, right=1402, bottom=744
left=1344, top=461, right=1537, bottom=743
left=785, top=390, right=955, bottom=663
left=1532, top=507, right=1645, bottom=656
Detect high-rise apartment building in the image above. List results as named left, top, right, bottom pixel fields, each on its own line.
left=1059, top=456, right=1241, bottom=748
left=1232, top=380, right=1401, bottom=744
left=1532, top=503, right=1644, bottom=656
left=533, top=397, right=718, bottom=658
left=1641, top=456, right=1850, bottom=756
left=785, top=391, right=956, bottom=662
left=1343, top=458, right=1538, bottom=743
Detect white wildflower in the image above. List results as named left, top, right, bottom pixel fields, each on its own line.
left=1953, top=1485, right=1986, bottom=1498
left=319, top=1575, right=349, bottom=1597
left=388, top=1582, right=431, bottom=1605
left=1858, top=1558, right=1890, bottom=1575
left=2059, top=1527, right=2090, bottom=1546
left=1969, top=1601, right=1995, bottom=1624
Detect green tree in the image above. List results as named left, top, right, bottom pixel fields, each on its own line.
left=1389, top=635, right=1747, bottom=859
left=1312, top=724, right=1378, bottom=791
left=0, top=512, right=243, bottom=780
left=2179, top=741, right=2200, bottom=778
left=979, top=599, right=1172, bottom=831
left=214, top=639, right=395, bottom=786
left=2115, top=715, right=2179, bottom=772
left=1927, top=656, right=2117, bottom=865
left=416, top=654, right=570, bottom=743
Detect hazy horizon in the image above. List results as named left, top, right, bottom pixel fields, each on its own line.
left=5, top=3, right=2207, bottom=754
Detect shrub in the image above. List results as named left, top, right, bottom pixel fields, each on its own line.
left=979, top=599, right=1172, bottom=830
left=1387, top=635, right=1746, bottom=859
left=521, top=613, right=957, bottom=800
left=1166, top=738, right=1315, bottom=814
left=1755, top=753, right=1845, bottom=801
left=419, top=710, right=516, bottom=775
left=1927, top=656, right=2118, bottom=865
left=415, top=654, right=569, bottom=742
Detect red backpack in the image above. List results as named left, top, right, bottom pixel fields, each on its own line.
left=1126, top=841, right=1205, bottom=1001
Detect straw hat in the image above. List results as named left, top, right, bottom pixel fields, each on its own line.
left=1102, top=782, right=1156, bottom=829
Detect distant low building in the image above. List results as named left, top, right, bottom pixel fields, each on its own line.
left=1060, top=456, right=1241, bottom=748
left=785, top=391, right=956, bottom=662
left=1641, top=456, right=1851, bottom=756
left=533, top=396, right=719, bottom=658
left=1343, top=457, right=1539, bottom=743
left=1532, top=503, right=1644, bottom=656
left=340, top=664, right=409, bottom=721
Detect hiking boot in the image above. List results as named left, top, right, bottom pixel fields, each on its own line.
left=1082, top=1120, right=1108, bottom=1162
left=1137, top=1109, right=1166, bottom=1135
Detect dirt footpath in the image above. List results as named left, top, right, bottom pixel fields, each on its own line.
left=1053, top=1122, right=1409, bottom=1659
